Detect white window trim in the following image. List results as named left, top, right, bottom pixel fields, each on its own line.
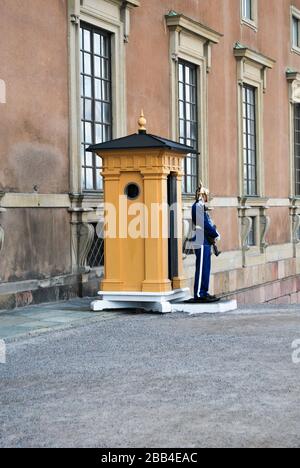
left=68, top=0, right=139, bottom=195
left=68, top=0, right=139, bottom=273
left=234, top=44, right=275, bottom=267
left=286, top=70, right=300, bottom=199
left=291, top=6, right=300, bottom=55
left=234, top=44, right=275, bottom=199
left=240, top=0, right=258, bottom=31
left=165, top=13, right=222, bottom=195
left=286, top=69, right=300, bottom=258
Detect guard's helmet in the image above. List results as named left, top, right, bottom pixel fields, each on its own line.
left=195, top=182, right=209, bottom=201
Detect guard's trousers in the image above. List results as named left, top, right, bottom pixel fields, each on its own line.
left=194, top=245, right=211, bottom=299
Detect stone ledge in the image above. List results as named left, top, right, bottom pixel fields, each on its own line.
left=0, top=271, right=102, bottom=312
left=223, top=275, right=300, bottom=305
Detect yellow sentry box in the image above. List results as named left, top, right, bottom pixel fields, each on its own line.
left=88, top=113, right=196, bottom=311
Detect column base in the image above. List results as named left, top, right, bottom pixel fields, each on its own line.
left=172, top=276, right=186, bottom=289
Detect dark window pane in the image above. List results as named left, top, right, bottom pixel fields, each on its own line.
left=103, top=102, right=111, bottom=123
left=247, top=217, right=256, bottom=246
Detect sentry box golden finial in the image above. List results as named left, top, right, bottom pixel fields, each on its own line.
left=87, top=115, right=197, bottom=312
left=138, top=109, right=147, bottom=134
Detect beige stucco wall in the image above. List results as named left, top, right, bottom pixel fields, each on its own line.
left=0, top=0, right=71, bottom=285
left=0, top=209, right=71, bottom=283
left=0, top=0, right=69, bottom=194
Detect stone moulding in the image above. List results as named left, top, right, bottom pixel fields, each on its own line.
left=292, top=214, right=300, bottom=243
left=165, top=12, right=223, bottom=44
left=240, top=216, right=252, bottom=251
left=78, top=223, right=95, bottom=270
left=260, top=215, right=271, bottom=250
left=290, top=200, right=300, bottom=244
left=0, top=191, right=6, bottom=255
left=0, top=225, right=4, bottom=255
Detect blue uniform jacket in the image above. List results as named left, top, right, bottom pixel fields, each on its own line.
left=192, top=201, right=219, bottom=246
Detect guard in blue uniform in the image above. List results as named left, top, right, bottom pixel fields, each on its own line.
left=191, top=185, right=220, bottom=303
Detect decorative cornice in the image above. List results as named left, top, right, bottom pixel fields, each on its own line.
left=165, top=12, right=223, bottom=44
left=238, top=196, right=269, bottom=208
left=85, top=0, right=140, bottom=8
left=286, top=68, right=300, bottom=82
left=122, top=0, right=140, bottom=7
left=233, top=42, right=275, bottom=69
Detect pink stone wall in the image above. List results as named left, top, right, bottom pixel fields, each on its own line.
left=0, top=0, right=69, bottom=194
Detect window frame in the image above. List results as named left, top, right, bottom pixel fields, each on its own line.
left=241, top=0, right=258, bottom=31
left=68, top=0, right=137, bottom=273
left=242, top=84, right=258, bottom=197
left=80, top=22, right=113, bottom=192
left=178, top=59, right=199, bottom=195
left=166, top=13, right=222, bottom=199
left=238, top=74, right=263, bottom=199
left=294, top=103, right=300, bottom=197
left=234, top=46, right=275, bottom=199
left=68, top=0, right=129, bottom=199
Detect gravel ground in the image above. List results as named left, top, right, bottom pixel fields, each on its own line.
left=0, top=305, right=300, bottom=448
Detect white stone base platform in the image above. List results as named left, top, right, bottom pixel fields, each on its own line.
left=91, top=288, right=190, bottom=314
left=171, top=299, right=238, bottom=315
left=91, top=289, right=237, bottom=315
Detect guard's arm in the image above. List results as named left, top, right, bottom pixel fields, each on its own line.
left=204, top=211, right=219, bottom=239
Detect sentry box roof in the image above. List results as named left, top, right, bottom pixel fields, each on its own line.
left=86, top=132, right=197, bottom=154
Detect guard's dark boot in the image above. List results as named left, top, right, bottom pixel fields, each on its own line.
left=194, top=295, right=220, bottom=303
left=206, top=294, right=221, bottom=302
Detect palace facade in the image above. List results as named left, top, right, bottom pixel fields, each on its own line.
left=1, top=0, right=300, bottom=309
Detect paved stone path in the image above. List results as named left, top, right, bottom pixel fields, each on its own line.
left=0, top=300, right=300, bottom=447
left=0, top=298, right=123, bottom=341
